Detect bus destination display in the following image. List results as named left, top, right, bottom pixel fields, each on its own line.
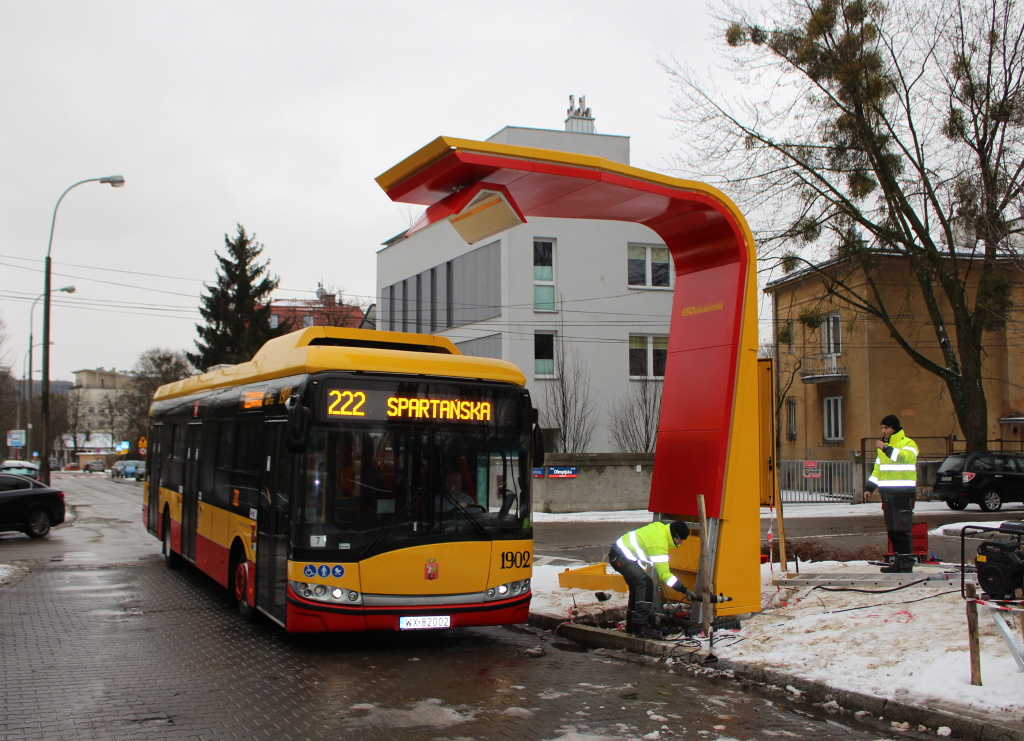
left=317, top=380, right=517, bottom=426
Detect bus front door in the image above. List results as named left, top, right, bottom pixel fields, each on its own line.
left=257, top=422, right=290, bottom=625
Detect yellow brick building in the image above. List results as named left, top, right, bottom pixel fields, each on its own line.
left=764, top=255, right=1024, bottom=465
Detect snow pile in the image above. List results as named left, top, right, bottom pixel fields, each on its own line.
left=532, top=549, right=1024, bottom=721
left=714, top=561, right=1024, bottom=717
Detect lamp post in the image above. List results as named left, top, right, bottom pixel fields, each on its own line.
left=41, top=176, right=123, bottom=484
left=25, top=286, right=75, bottom=460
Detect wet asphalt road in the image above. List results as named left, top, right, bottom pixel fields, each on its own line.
left=0, top=475, right=937, bottom=741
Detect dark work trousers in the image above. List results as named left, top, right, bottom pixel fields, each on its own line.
left=882, top=489, right=916, bottom=554
left=608, top=546, right=654, bottom=627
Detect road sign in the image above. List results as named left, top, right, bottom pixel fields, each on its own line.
left=7, top=430, right=26, bottom=447
left=139, top=436, right=147, bottom=449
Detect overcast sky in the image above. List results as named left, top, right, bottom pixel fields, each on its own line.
left=0, top=1, right=725, bottom=382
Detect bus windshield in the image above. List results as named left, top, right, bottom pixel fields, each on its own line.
left=296, top=424, right=532, bottom=559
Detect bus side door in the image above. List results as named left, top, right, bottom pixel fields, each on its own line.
left=181, top=422, right=202, bottom=562
left=257, top=421, right=290, bottom=625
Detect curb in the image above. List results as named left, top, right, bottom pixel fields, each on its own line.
left=528, top=612, right=1024, bottom=741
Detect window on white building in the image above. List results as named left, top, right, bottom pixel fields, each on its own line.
left=627, top=244, right=671, bottom=288
left=823, top=396, right=843, bottom=441
left=628, top=335, right=668, bottom=378
left=534, top=239, right=556, bottom=312
left=535, top=333, right=555, bottom=378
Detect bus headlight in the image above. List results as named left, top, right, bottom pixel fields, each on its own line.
left=484, top=579, right=532, bottom=602
left=289, top=581, right=362, bottom=605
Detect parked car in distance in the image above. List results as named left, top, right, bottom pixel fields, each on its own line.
left=111, top=460, right=142, bottom=479
left=134, top=462, right=146, bottom=481
left=83, top=460, right=106, bottom=473
left=0, top=473, right=65, bottom=538
left=0, top=460, right=41, bottom=481
left=933, top=451, right=1024, bottom=512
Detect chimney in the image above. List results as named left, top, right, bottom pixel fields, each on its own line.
left=565, top=94, right=595, bottom=134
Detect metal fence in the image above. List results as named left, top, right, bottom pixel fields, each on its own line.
left=780, top=438, right=1022, bottom=505
left=778, top=459, right=857, bottom=503
left=860, top=436, right=953, bottom=463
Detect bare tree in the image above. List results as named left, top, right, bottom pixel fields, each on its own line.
left=101, top=395, right=120, bottom=452
left=120, top=348, right=194, bottom=451
left=290, top=284, right=368, bottom=329
left=65, top=391, right=86, bottom=468
left=608, top=378, right=662, bottom=453
left=539, top=337, right=599, bottom=454
left=664, top=0, right=1024, bottom=450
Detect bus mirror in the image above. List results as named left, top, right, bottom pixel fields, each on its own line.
left=286, top=398, right=309, bottom=453
left=532, top=424, right=545, bottom=468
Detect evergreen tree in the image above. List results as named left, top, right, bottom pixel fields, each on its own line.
left=188, top=224, right=286, bottom=371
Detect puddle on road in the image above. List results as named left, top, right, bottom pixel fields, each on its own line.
left=342, top=698, right=475, bottom=729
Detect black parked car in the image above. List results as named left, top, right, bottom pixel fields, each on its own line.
left=0, top=473, right=66, bottom=538
left=933, top=452, right=1024, bottom=512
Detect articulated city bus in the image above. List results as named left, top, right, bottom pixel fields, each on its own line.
left=143, top=327, right=541, bottom=632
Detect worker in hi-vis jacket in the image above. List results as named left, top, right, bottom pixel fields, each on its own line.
left=607, top=520, right=691, bottom=638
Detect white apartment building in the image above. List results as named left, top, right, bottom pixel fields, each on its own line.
left=375, top=104, right=674, bottom=452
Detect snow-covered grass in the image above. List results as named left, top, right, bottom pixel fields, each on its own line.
left=532, top=504, right=1024, bottom=723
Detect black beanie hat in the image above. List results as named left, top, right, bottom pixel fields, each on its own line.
left=669, top=521, right=690, bottom=541
left=880, top=414, right=901, bottom=430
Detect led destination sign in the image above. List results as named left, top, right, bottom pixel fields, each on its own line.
left=317, top=380, right=517, bottom=427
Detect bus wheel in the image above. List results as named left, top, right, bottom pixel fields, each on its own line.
left=231, top=546, right=257, bottom=623
left=162, top=511, right=181, bottom=569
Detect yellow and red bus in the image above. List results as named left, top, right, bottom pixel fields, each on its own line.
left=143, top=327, right=540, bottom=632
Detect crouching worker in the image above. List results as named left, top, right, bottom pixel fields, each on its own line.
left=608, top=520, right=691, bottom=638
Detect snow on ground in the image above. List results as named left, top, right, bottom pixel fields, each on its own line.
left=533, top=505, right=1024, bottom=722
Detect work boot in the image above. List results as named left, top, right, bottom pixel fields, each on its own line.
left=629, top=601, right=653, bottom=631
left=633, top=625, right=662, bottom=639
left=880, top=554, right=914, bottom=573
left=879, top=559, right=901, bottom=573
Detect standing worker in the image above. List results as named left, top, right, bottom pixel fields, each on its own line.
left=608, top=520, right=691, bottom=638
left=863, top=414, right=919, bottom=573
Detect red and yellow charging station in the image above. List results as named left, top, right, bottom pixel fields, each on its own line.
left=377, top=137, right=773, bottom=618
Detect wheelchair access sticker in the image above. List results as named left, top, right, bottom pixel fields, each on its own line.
left=303, top=564, right=343, bottom=579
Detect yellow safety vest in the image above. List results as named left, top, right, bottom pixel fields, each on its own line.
left=868, top=429, right=919, bottom=489
left=615, top=521, right=681, bottom=589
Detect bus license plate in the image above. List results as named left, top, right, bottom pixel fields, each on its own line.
left=399, top=615, right=451, bottom=630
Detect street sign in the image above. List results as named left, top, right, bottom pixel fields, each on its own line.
left=7, top=430, right=26, bottom=448
left=138, top=436, right=147, bottom=449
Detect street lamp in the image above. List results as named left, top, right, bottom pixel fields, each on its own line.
left=25, top=286, right=75, bottom=459
left=41, top=176, right=124, bottom=483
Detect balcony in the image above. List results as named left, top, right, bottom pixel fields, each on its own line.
left=800, top=354, right=848, bottom=383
